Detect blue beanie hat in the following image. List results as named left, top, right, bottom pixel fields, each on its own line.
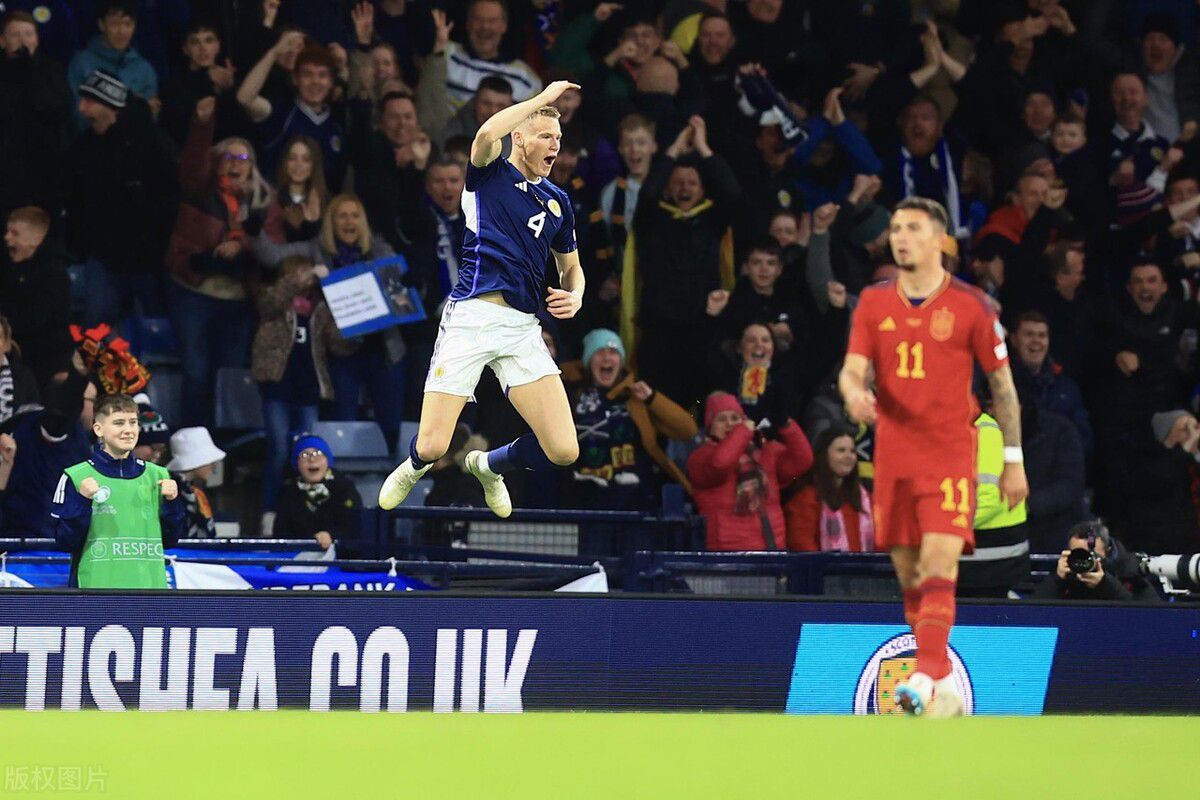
left=292, top=434, right=334, bottom=468
left=582, top=329, right=625, bottom=369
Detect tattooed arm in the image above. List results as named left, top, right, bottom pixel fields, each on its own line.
left=986, top=363, right=1030, bottom=509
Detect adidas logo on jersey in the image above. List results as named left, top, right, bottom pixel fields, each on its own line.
left=515, top=181, right=528, bottom=192
left=878, top=316, right=897, bottom=331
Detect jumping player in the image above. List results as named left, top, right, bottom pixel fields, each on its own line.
left=839, top=197, right=1028, bottom=717
left=378, top=80, right=585, bottom=517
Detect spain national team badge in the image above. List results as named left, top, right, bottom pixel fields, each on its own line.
left=930, top=307, right=955, bottom=341
left=547, top=198, right=562, bottom=217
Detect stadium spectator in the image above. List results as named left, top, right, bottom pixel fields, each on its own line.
left=131, top=393, right=170, bottom=466
left=1032, top=520, right=1158, bottom=601
left=1138, top=12, right=1200, bottom=145
left=784, top=425, right=874, bottom=552
left=1048, top=113, right=1109, bottom=233
left=1105, top=72, right=1176, bottom=225
left=237, top=32, right=348, bottom=191
left=159, top=19, right=240, bottom=146
left=0, top=10, right=72, bottom=218
left=263, top=135, right=329, bottom=244
left=346, top=3, right=407, bottom=104
left=436, top=75, right=514, bottom=149
left=717, top=240, right=806, bottom=351
left=0, top=206, right=72, bottom=388
left=442, top=0, right=541, bottom=109
left=352, top=90, right=433, bottom=253
left=792, top=87, right=883, bottom=211
left=955, top=6, right=1084, bottom=158
left=367, top=0, right=434, bottom=87
left=564, top=328, right=697, bottom=513
left=274, top=433, right=362, bottom=550
left=1009, top=311, right=1094, bottom=456
left=166, top=96, right=270, bottom=426
left=1, top=1, right=78, bottom=67
left=1098, top=307, right=1200, bottom=555
left=708, top=321, right=800, bottom=428
left=586, top=113, right=656, bottom=331
left=0, top=432, right=14, bottom=497
left=166, top=426, right=225, bottom=539
left=688, top=12, right=747, bottom=162
left=1156, top=173, right=1200, bottom=294
left=1021, top=398, right=1086, bottom=555
left=51, top=393, right=184, bottom=589
left=631, top=115, right=740, bottom=408
left=252, top=194, right=405, bottom=440
left=882, top=96, right=970, bottom=240
left=67, top=1, right=158, bottom=120
left=251, top=254, right=357, bottom=516
left=69, top=69, right=178, bottom=327
left=0, top=316, right=39, bottom=428
left=1038, top=241, right=1099, bottom=382
left=549, top=6, right=657, bottom=105
left=688, top=391, right=813, bottom=552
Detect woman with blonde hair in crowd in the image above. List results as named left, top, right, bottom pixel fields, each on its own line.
left=166, top=96, right=274, bottom=426
left=263, top=135, right=329, bottom=244
left=252, top=194, right=406, bottom=443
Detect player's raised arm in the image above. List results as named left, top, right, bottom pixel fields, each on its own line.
left=838, top=353, right=876, bottom=425
left=985, top=363, right=1029, bottom=509
left=471, top=80, right=581, bottom=168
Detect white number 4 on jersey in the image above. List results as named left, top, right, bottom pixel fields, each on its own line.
left=527, top=211, right=547, bottom=238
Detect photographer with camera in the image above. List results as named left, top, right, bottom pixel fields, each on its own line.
left=1032, top=520, right=1158, bottom=602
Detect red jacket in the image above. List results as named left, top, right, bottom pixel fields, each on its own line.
left=784, top=484, right=872, bottom=552
left=688, top=422, right=813, bottom=551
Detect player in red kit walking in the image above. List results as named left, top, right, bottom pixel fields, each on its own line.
left=839, top=197, right=1028, bottom=717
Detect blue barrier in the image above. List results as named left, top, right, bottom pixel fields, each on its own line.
left=0, top=592, right=1193, bottom=713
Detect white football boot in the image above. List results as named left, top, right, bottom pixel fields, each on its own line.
left=464, top=450, right=513, bottom=518
left=377, top=459, right=432, bottom=510
left=894, top=671, right=935, bottom=716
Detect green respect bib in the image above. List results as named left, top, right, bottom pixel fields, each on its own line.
left=65, top=460, right=170, bottom=589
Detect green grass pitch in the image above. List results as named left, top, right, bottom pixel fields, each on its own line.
left=0, top=712, right=1195, bottom=798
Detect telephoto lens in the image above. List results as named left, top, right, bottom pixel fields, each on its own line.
left=1138, top=553, right=1200, bottom=589
left=1066, top=547, right=1098, bottom=575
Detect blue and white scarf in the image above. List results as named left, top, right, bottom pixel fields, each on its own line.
left=900, top=138, right=968, bottom=239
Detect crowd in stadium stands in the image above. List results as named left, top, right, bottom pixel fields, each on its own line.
left=2, top=0, right=1200, bottom=562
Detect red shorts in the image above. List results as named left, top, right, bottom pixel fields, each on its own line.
left=872, top=473, right=976, bottom=554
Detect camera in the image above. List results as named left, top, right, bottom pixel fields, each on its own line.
left=1137, top=552, right=1200, bottom=590
left=1066, top=547, right=1098, bottom=575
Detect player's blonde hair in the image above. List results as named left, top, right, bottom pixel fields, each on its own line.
left=519, top=105, right=561, bottom=129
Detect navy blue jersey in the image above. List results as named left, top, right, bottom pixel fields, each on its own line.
left=450, top=157, right=578, bottom=314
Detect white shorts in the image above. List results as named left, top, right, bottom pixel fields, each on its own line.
left=424, top=298, right=560, bottom=397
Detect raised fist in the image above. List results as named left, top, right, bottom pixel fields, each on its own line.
left=79, top=477, right=100, bottom=500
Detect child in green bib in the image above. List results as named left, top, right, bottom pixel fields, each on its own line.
left=51, top=394, right=186, bottom=589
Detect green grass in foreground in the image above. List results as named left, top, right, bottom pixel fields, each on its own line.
left=0, top=712, right=1195, bottom=799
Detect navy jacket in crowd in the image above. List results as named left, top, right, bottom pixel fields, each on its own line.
left=1012, top=357, right=1095, bottom=457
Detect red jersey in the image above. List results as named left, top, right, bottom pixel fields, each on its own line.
left=846, top=274, right=1007, bottom=479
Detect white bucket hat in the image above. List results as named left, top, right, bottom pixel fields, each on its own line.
left=166, top=427, right=227, bottom=473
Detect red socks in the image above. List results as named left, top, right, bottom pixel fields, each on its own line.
left=912, top=577, right=956, bottom=680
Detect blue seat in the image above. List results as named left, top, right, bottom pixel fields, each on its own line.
left=395, top=420, right=420, bottom=460
left=308, top=421, right=393, bottom=473
left=143, top=368, right=182, bottom=429
left=214, top=368, right=265, bottom=431
left=128, top=316, right=179, bottom=366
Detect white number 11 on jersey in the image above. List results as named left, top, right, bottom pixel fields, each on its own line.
left=527, top=211, right=547, bottom=238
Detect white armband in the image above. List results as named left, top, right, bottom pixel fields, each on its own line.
left=1003, top=446, right=1024, bottom=464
